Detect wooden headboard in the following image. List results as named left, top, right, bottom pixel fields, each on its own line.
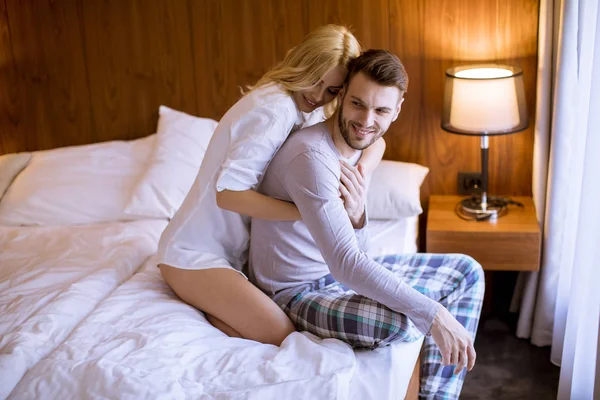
left=0, top=0, right=539, bottom=202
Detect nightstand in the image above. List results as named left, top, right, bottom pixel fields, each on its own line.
left=426, top=195, right=541, bottom=271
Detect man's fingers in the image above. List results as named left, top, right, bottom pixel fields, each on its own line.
left=450, top=346, right=459, bottom=366
left=346, top=162, right=365, bottom=186
left=340, top=171, right=356, bottom=193
left=443, top=352, right=451, bottom=366
left=340, top=161, right=364, bottom=188
left=339, top=183, right=351, bottom=200
left=467, top=343, right=476, bottom=371
left=340, top=162, right=360, bottom=189
left=440, top=347, right=451, bottom=366
left=340, top=165, right=361, bottom=195
left=454, top=347, right=468, bottom=375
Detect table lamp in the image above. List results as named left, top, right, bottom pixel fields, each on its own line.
left=441, top=64, right=529, bottom=221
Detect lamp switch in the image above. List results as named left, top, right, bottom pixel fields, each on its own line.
left=458, top=172, right=483, bottom=195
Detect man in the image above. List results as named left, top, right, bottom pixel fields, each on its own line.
left=249, top=50, right=485, bottom=399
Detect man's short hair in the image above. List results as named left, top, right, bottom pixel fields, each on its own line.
left=344, top=49, right=408, bottom=93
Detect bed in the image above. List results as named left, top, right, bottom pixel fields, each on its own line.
left=0, top=106, right=430, bottom=400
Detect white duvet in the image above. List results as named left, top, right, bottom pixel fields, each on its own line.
left=1, top=218, right=427, bottom=400
left=0, top=220, right=167, bottom=399
left=9, top=257, right=356, bottom=400
left=1, top=222, right=357, bottom=400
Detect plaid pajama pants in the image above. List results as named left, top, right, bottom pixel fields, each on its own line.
left=270, top=253, right=485, bottom=400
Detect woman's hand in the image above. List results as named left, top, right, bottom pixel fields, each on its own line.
left=429, top=306, right=477, bottom=375
left=339, top=160, right=367, bottom=229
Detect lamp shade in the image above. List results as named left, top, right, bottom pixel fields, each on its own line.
left=441, top=64, right=528, bottom=135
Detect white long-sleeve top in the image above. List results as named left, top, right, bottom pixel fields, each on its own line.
left=249, top=123, right=441, bottom=334
left=157, top=84, right=323, bottom=271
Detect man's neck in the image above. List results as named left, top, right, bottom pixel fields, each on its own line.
left=325, top=113, right=360, bottom=159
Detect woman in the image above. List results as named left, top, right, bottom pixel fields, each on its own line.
left=158, top=25, right=385, bottom=345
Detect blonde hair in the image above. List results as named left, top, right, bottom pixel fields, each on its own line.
left=246, top=25, right=362, bottom=117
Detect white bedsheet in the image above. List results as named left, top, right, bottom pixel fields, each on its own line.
left=10, top=258, right=356, bottom=400
left=0, top=220, right=167, bottom=399
left=355, top=217, right=424, bottom=399
left=367, top=217, right=419, bottom=258
left=2, top=216, right=424, bottom=399
left=352, top=338, right=424, bottom=400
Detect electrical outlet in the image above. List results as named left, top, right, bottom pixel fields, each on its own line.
left=457, top=172, right=483, bottom=195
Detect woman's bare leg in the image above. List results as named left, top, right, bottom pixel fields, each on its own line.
left=159, top=264, right=295, bottom=346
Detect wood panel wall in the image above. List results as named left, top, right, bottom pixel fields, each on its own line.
left=0, top=0, right=539, bottom=201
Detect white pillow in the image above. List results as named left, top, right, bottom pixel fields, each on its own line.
left=0, top=135, right=155, bottom=226
left=0, top=152, right=31, bottom=200
left=366, top=160, right=429, bottom=219
left=124, top=105, right=218, bottom=219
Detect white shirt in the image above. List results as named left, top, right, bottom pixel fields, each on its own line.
left=157, top=84, right=324, bottom=271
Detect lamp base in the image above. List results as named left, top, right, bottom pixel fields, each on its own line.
left=455, top=195, right=520, bottom=221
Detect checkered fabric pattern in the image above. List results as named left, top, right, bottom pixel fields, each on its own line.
left=271, top=253, right=485, bottom=400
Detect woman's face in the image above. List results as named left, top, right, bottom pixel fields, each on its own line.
left=292, top=65, right=347, bottom=113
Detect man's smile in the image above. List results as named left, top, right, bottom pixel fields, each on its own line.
left=351, top=123, right=375, bottom=139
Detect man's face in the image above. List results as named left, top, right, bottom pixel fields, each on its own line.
left=337, top=72, right=403, bottom=150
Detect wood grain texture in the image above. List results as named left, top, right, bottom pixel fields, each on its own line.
left=0, top=0, right=540, bottom=204
left=3, top=0, right=92, bottom=151
left=426, top=195, right=541, bottom=271
left=80, top=0, right=196, bottom=141
left=0, top=0, right=19, bottom=154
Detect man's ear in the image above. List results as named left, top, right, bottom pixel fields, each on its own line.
left=338, top=86, right=346, bottom=101
left=391, top=97, right=404, bottom=122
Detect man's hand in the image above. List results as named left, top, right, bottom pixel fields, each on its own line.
left=429, top=306, right=476, bottom=375
left=339, top=160, right=367, bottom=229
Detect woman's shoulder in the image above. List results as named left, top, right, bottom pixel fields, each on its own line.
left=245, top=84, right=298, bottom=114
left=218, top=84, right=299, bottom=132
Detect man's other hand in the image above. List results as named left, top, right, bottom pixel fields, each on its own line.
left=429, top=306, right=476, bottom=375
left=339, top=160, right=367, bottom=229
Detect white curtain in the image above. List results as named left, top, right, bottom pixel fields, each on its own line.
left=510, top=0, right=600, bottom=397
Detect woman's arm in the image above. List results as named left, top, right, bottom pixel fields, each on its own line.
left=214, top=103, right=305, bottom=222
left=217, top=138, right=384, bottom=222
left=216, top=190, right=301, bottom=221
left=358, top=137, right=386, bottom=176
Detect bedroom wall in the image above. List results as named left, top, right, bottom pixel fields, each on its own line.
left=0, top=0, right=539, bottom=202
